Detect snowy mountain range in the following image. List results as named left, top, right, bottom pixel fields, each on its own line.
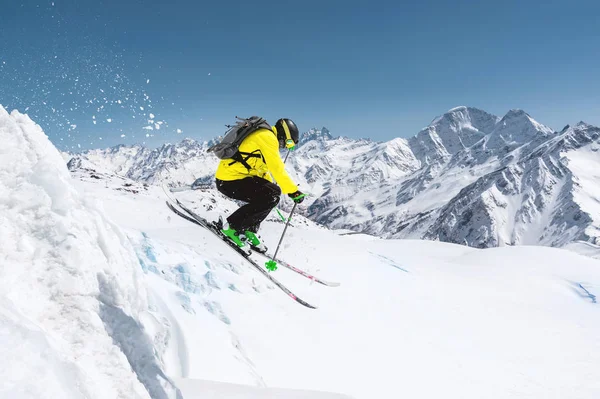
left=65, top=106, right=600, bottom=249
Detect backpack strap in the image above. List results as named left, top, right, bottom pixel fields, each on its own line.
left=228, top=150, right=264, bottom=170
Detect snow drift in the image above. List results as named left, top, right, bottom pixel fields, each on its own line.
left=0, top=106, right=179, bottom=399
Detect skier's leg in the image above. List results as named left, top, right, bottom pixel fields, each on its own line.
left=216, top=177, right=280, bottom=232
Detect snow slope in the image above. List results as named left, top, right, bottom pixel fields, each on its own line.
left=0, top=106, right=179, bottom=399
left=3, top=106, right=600, bottom=399
left=174, top=379, right=354, bottom=399
left=71, top=163, right=600, bottom=399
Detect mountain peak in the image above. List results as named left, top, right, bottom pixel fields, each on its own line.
left=300, top=127, right=334, bottom=143
left=448, top=105, right=469, bottom=112
left=410, top=106, right=501, bottom=162
left=180, top=137, right=198, bottom=145
left=503, top=109, right=530, bottom=119
left=497, top=109, right=552, bottom=131
left=488, top=109, right=554, bottom=148
left=430, top=106, right=499, bottom=127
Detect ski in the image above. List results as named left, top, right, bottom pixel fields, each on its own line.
left=162, top=185, right=339, bottom=288
left=165, top=200, right=317, bottom=309
left=170, top=196, right=339, bottom=287
left=253, top=252, right=340, bottom=287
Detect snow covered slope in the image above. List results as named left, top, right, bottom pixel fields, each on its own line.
left=0, top=106, right=179, bottom=399
left=425, top=122, right=600, bottom=247
left=72, top=167, right=600, bottom=399
left=174, top=379, right=354, bottom=399
left=64, top=107, right=600, bottom=249
left=3, top=106, right=600, bottom=398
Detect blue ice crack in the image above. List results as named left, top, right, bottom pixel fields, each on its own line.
left=577, top=283, right=597, bottom=304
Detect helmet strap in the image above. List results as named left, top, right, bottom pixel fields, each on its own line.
left=282, top=120, right=292, bottom=142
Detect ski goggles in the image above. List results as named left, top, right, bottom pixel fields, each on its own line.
left=285, top=138, right=296, bottom=150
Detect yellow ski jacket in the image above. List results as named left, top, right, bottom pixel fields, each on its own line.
left=215, top=128, right=299, bottom=194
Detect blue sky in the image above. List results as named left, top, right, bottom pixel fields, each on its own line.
left=1, top=0, right=599, bottom=150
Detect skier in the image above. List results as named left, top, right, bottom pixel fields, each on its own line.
left=215, top=118, right=306, bottom=254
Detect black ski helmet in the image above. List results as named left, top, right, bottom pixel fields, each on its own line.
left=274, top=118, right=299, bottom=149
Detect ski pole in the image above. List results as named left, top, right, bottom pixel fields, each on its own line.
left=275, top=208, right=287, bottom=222
left=265, top=202, right=298, bottom=271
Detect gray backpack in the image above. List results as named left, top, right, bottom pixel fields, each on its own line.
left=207, top=116, right=272, bottom=169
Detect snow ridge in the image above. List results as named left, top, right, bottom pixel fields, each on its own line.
left=0, top=106, right=180, bottom=399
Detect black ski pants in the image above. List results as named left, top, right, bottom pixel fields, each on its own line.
left=216, top=177, right=281, bottom=233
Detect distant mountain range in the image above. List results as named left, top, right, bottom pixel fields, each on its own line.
left=65, top=106, right=600, bottom=248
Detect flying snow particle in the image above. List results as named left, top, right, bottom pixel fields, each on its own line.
left=149, top=113, right=155, bottom=119
left=120, top=134, right=126, bottom=138
left=176, top=128, right=182, bottom=134
left=146, top=133, right=150, bottom=137
left=146, top=79, right=150, bottom=84
left=140, top=106, right=144, bottom=111
left=107, top=118, right=112, bottom=122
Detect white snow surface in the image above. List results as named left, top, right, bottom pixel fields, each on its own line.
left=563, top=140, right=600, bottom=240
left=0, top=107, right=164, bottom=398
left=2, top=106, right=600, bottom=399
left=174, top=379, right=353, bottom=398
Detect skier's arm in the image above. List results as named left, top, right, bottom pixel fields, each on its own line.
left=255, top=131, right=298, bottom=194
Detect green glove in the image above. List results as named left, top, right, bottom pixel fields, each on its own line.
left=288, top=190, right=306, bottom=204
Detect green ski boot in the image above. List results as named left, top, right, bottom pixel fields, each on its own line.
left=244, top=231, right=267, bottom=254
left=221, top=225, right=251, bottom=254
